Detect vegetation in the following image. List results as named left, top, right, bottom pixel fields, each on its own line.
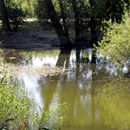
left=0, top=76, right=66, bottom=130
left=0, top=77, right=30, bottom=129
left=0, top=0, right=130, bottom=46
left=1, top=0, right=130, bottom=129
left=97, top=15, right=130, bottom=64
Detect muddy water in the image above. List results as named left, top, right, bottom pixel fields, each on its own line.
left=1, top=49, right=130, bottom=130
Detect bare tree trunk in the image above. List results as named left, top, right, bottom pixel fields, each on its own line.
left=0, top=0, right=11, bottom=31
left=44, top=0, right=71, bottom=47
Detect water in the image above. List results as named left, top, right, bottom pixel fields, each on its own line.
left=0, top=49, right=130, bottom=130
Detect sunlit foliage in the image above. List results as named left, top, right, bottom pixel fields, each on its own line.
left=97, top=15, right=130, bottom=64
left=0, top=77, right=30, bottom=129
left=5, top=0, right=37, bottom=17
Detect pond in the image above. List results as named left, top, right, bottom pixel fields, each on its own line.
left=0, top=48, right=130, bottom=130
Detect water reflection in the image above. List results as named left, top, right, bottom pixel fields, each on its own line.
left=0, top=48, right=130, bottom=130
left=17, top=74, right=43, bottom=112
left=31, top=55, right=59, bottom=68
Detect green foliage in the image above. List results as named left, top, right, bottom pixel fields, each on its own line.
left=5, top=0, right=37, bottom=17
left=97, top=15, right=130, bottom=64
left=0, top=0, right=27, bottom=31
left=0, top=6, right=25, bottom=31
left=35, top=0, right=130, bottom=38
left=0, top=76, right=67, bottom=130
left=0, top=0, right=37, bottom=31
left=35, top=0, right=51, bottom=28
left=7, top=7, right=25, bottom=31
left=35, top=0, right=72, bottom=29
left=89, top=0, right=130, bottom=23
left=0, top=77, right=30, bottom=129
left=37, top=103, right=68, bottom=130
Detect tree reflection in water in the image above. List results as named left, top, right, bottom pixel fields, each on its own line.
left=1, top=48, right=130, bottom=130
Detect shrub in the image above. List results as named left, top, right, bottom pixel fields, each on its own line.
left=0, top=77, right=30, bottom=130
left=97, top=15, right=130, bottom=64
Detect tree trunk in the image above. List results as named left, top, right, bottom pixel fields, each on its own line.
left=44, top=0, right=70, bottom=47
left=56, top=48, right=71, bottom=67
left=71, top=0, right=81, bottom=41
left=0, top=0, right=11, bottom=31
left=58, top=0, right=70, bottom=39
left=89, top=0, right=97, bottom=44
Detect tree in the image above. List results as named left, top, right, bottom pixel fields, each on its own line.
left=38, top=0, right=130, bottom=47
left=71, top=0, right=81, bottom=41
left=0, top=0, right=11, bottom=31
left=58, top=0, right=70, bottom=39
left=44, top=0, right=71, bottom=47
left=87, top=0, right=130, bottom=45
left=89, top=0, right=97, bottom=44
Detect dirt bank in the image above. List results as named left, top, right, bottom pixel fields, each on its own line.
left=0, top=21, right=63, bottom=50
left=0, top=20, right=99, bottom=50
left=0, top=31, right=61, bottom=50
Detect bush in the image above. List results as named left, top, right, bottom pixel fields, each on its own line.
left=0, top=77, right=30, bottom=130
left=97, top=15, right=130, bottom=64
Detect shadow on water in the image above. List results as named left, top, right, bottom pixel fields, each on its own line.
left=0, top=48, right=130, bottom=130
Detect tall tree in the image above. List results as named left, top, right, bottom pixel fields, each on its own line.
left=0, top=0, right=11, bottom=31
left=44, top=0, right=71, bottom=47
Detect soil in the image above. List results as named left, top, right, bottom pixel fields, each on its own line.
left=0, top=21, right=92, bottom=50
left=0, top=21, right=62, bottom=50
left=0, top=32, right=61, bottom=50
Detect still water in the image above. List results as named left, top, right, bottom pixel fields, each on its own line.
left=1, top=49, right=130, bottom=130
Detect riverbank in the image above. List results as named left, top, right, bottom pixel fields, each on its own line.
left=0, top=20, right=98, bottom=50
left=0, top=20, right=61, bottom=50
left=0, top=31, right=61, bottom=50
